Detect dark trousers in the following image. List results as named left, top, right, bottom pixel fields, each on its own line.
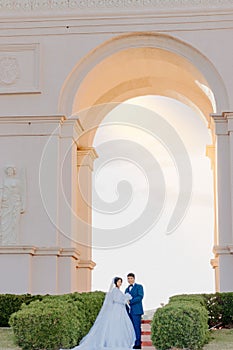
left=129, top=313, right=142, bottom=347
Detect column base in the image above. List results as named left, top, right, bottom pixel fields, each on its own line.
left=213, top=245, right=233, bottom=291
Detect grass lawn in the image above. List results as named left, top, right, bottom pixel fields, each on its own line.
left=203, top=329, right=233, bottom=350
left=0, top=328, right=233, bottom=350
left=0, top=328, right=21, bottom=350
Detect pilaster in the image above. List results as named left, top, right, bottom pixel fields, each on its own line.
left=211, top=112, right=233, bottom=291
left=206, top=143, right=219, bottom=291
left=76, top=147, right=98, bottom=291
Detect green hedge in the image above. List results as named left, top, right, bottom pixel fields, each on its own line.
left=203, top=292, right=233, bottom=328
left=10, top=299, right=81, bottom=350
left=9, top=291, right=105, bottom=350
left=169, top=292, right=233, bottom=328
left=169, top=293, right=206, bottom=307
left=69, top=291, right=106, bottom=335
left=221, top=292, right=233, bottom=326
left=3, top=291, right=233, bottom=350
left=0, top=294, right=43, bottom=327
left=151, top=302, right=209, bottom=350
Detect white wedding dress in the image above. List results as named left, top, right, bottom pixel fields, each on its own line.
left=61, top=285, right=136, bottom=350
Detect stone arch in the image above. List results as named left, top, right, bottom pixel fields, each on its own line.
left=58, top=32, right=230, bottom=292
left=58, top=32, right=229, bottom=131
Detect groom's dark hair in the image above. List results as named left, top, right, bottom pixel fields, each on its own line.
left=127, top=273, right=135, bottom=278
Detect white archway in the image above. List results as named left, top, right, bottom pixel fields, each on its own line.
left=58, top=32, right=232, bottom=292
left=59, top=32, right=229, bottom=120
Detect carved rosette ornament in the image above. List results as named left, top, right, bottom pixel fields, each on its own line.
left=0, top=57, right=20, bottom=85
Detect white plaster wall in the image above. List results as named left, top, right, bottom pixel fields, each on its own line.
left=0, top=2, right=232, bottom=294
left=0, top=133, right=59, bottom=246
left=0, top=8, right=232, bottom=116
left=32, top=255, right=58, bottom=294
left=0, top=34, right=113, bottom=116
left=175, top=28, right=233, bottom=110
left=0, top=254, right=32, bottom=294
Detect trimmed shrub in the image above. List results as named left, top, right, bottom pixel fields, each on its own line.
left=169, top=293, right=233, bottom=328
left=202, top=292, right=233, bottom=328
left=9, top=291, right=105, bottom=350
left=68, top=291, right=106, bottom=335
left=151, top=302, right=209, bottom=350
left=0, top=294, right=43, bottom=327
left=39, top=291, right=105, bottom=339
left=10, top=298, right=82, bottom=350
left=221, top=292, right=233, bottom=326
left=202, top=293, right=223, bottom=328
left=169, top=294, right=206, bottom=307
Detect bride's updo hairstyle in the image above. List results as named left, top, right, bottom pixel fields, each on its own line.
left=114, top=277, right=122, bottom=286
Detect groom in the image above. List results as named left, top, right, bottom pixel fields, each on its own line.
left=125, top=273, right=144, bottom=349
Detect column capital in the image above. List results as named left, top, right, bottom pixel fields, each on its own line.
left=210, top=113, right=228, bottom=135
left=77, top=147, right=98, bottom=171
left=59, top=248, right=81, bottom=260
left=60, top=118, right=84, bottom=141
left=77, top=259, right=96, bottom=270
left=213, top=245, right=233, bottom=255
left=211, top=112, right=233, bottom=135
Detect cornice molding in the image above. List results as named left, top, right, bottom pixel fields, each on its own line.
left=0, top=115, right=66, bottom=136
left=0, top=245, right=81, bottom=259
left=0, top=0, right=232, bottom=15
left=0, top=246, right=36, bottom=255
left=0, top=115, right=65, bottom=123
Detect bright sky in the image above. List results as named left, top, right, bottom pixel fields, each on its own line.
left=91, top=95, right=215, bottom=311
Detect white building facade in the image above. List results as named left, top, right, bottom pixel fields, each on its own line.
left=0, top=0, right=233, bottom=294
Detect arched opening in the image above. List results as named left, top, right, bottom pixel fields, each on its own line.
left=58, top=32, right=229, bottom=296
left=92, top=95, right=214, bottom=309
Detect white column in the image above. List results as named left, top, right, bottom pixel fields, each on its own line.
left=206, top=144, right=220, bottom=291
left=57, top=118, right=83, bottom=293
left=211, top=112, right=233, bottom=291
left=76, top=147, right=97, bottom=292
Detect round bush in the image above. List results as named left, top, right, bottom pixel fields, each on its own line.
left=151, top=303, right=209, bottom=350
left=169, top=294, right=206, bottom=307
left=9, top=291, right=105, bottom=350
left=10, top=299, right=81, bottom=350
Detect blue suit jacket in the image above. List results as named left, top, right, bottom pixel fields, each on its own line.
left=125, top=283, right=144, bottom=315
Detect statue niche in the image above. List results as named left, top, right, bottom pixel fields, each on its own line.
left=0, top=166, right=26, bottom=245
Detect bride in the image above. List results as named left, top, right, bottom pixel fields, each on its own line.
left=61, top=277, right=136, bottom=350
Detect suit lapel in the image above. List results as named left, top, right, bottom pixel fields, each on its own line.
left=131, top=283, right=137, bottom=293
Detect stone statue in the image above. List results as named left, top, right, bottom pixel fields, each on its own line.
left=0, top=166, right=26, bottom=245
